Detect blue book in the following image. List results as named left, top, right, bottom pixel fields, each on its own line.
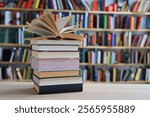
left=112, top=34, right=116, bottom=46
left=83, top=13, right=88, bottom=28
left=146, top=18, right=150, bottom=29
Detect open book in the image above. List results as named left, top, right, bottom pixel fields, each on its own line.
left=26, top=11, right=82, bottom=40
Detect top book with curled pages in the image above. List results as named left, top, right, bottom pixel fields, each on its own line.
left=26, top=11, right=82, bottom=41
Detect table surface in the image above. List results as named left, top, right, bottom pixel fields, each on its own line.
left=0, top=81, right=150, bottom=100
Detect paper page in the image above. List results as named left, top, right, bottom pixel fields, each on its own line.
left=26, top=27, right=54, bottom=36
left=59, top=25, right=76, bottom=34
left=30, top=18, right=56, bottom=35
left=56, top=16, right=71, bottom=32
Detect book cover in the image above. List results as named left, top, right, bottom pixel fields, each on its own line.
left=31, top=58, right=79, bottom=72
left=34, top=83, right=83, bottom=94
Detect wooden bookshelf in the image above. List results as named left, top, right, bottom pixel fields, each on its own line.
left=80, top=63, right=149, bottom=67
left=0, top=24, right=28, bottom=28
left=93, top=81, right=149, bottom=84
left=0, top=8, right=43, bottom=11
left=46, top=9, right=150, bottom=15
left=78, top=28, right=150, bottom=32
left=0, top=62, right=30, bottom=67
left=2, top=8, right=149, bottom=16
left=0, top=43, right=31, bottom=48
left=79, top=46, right=150, bottom=50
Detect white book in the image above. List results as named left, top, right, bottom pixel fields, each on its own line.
left=140, top=34, right=148, bottom=47
left=96, top=15, right=100, bottom=28
left=110, top=16, right=114, bottom=29
left=76, top=14, right=80, bottom=28
left=4, top=11, right=12, bottom=25
left=141, top=0, right=148, bottom=12
left=32, top=45, right=78, bottom=51
left=142, top=0, right=150, bottom=12
left=81, top=0, right=91, bottom=11
left=80, top=14, right=84, bottom=28
left=82, top=69, right=87, bottom=82
left=52, top=0, right=58, bottom=9
left=32, top=51, right=79, bottom=59
left=144, top=0, right=150, bottom=12
left=128, top=32, right=132, bottom=47
left=103, top=51, right=107, bottom=64
left=67, top=0, right=74, bottom=10
left=7, top=67, right=13, bottom=80
left=105, top=70, right=110, bottom=83
left=137, top=0, right=145, bottom=12
left=9, top=48, right=16, bottom=62
left=30, top=39, right=81, bottom=45
left=91, top=51, right=95, bottom=64
left=97, top=51, right=102, bottom=64
left=16, top=67, right=23, bottom=80
left=111, top=51, right=116, bottom=64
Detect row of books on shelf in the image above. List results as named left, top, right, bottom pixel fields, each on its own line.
left=2, top=11, right=39, bottom=25
left=82, top=32, right=150, bottom=47
left=0, top=47, right=31, bottom=63
left=80, top=50, right=150, bottom=64
left=0, top=28, right=24, bottom=44
left=2, top=0, right=150, bottom=12
left=4, top=0, right=46, bottom=9
left=2, top=9, right=150, bottom=29
left=82, top=67, right=150, bottom=82
left=46, top=0, right=150, bottom=12
left=0, top=66, right=32, bottom=80
left=53, top=13, right=149, bottom=29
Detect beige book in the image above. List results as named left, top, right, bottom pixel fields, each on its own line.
left=32, top=51, right=79, bottom=59
left=34, top=70, right=79, bottom=78
left=135, top=68, right=142, bottom=81
left=113, top=68, right=116, bottom=82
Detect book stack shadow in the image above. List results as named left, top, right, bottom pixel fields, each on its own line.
left=31, top=39, right=83, bottom=94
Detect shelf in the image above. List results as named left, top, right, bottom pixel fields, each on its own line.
left=0, top=24, right=28, bottom=28
left=0, top=8, right=43, bottom=11
left=93, top=81, right=149, bottom=84
left=78, top=28, right=150, bottom=32
left=0, top=43, right=31, bottom=48
left=0, top=79, right=31, bottom=82
left=79, top=46, right=150, bottom=50
left=0, top=8, right=149, bottom=15
left=0, top=62, right=30, bottom=67
left=80, top=63, right=149, bottom=67
left=46, top=9, right=150, bottom=15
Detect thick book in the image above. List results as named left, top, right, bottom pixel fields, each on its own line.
left=26, top=11, right=82, bottom=40
left=32, top=45, right=79, bottom=51
left=31, top=58, right=79, bottom=72
left=34, top=70, right=79, bottom=78
left=34, top=83, right=83, bottom=94
left=32, top=51, right=79, bottom=58
left=33, top=74, right=82, bottom=86
left=30, top=39, right=81, bottom=45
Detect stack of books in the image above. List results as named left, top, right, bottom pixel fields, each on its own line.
left=31, top=39, right=82, bottom=94
left=26, top=11, right=83, bottom=94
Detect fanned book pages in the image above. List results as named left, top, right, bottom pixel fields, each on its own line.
left=26, top=11, right=82, bottom=40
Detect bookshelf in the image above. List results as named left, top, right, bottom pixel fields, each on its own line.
left=0, top=43, right=32, bottom=80
left=0, top=0, right=150, bottom=83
